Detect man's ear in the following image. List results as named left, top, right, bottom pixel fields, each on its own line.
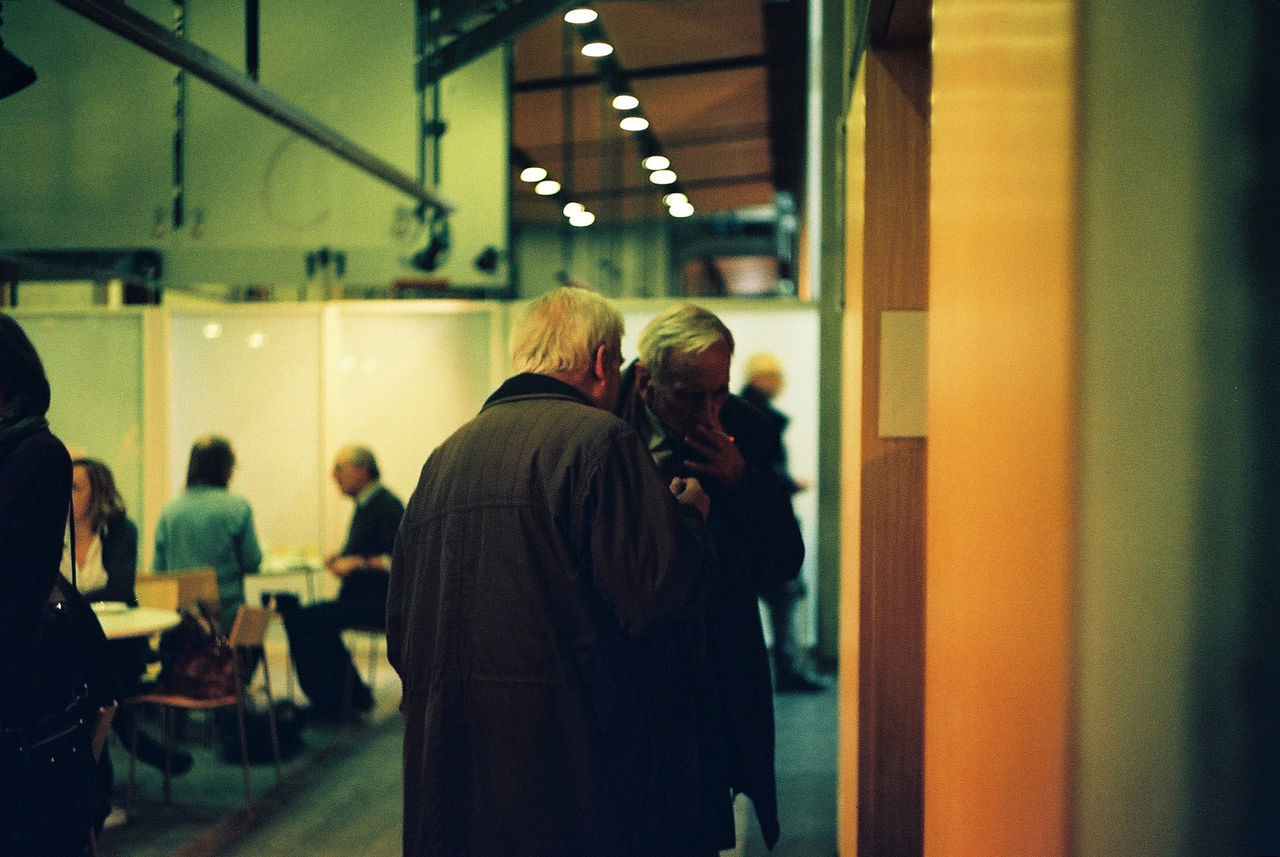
left=592, top=344, right=610, bottom=383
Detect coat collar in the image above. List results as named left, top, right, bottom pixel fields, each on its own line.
left=484, top=372, right=595, bottom=409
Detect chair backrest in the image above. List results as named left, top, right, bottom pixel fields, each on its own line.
left=134, top=574, right=180, bottom=610
left=227, top=605, right=272, bottom=649
left=161, top=567, right=220, bottom=612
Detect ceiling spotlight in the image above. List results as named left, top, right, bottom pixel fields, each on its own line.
left=619, top=116, right=649, bottom=132
left=662, top=192, right=689, bottom=207
left=520, top=165, right=548, bottom=182
left=648, top=169, right=677, bottom=185
left=669, top=202, right=695, bottom=218
left=611, top=94, right=639, bottom=111
left=569, top=210, right=596, bottom=227
left=581, top=41, right=613, bottom=58
left=563, top=7, right=598, bottom=24
left=563, top=202, right=585, bottom=216
left=475, top=246, right=502, bottom=273
left=534, top=179, right=562, bottom=196
left=643, top=155, right=670, bottom=171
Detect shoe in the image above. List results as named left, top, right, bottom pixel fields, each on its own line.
left=774, top=670, right=829, bottom=694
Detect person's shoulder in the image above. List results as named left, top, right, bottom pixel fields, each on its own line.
left=11, top=427, right=70, bottom=463
left=105, top=515, right=139, bottom=540
left=373, top=484, right=406, bottom=512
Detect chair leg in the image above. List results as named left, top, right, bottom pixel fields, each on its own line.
left=260, top=649, right=283, bottom=785
left=160, top=707, right=172, bottom=804
left=342, top=648, right=355, bottom=722
left=234, top=697, right=253, bottom=817
left=126, top=715, right=140, bottom=816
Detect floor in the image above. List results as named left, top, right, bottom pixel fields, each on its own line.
left=96, top=628, right=838, bottom=857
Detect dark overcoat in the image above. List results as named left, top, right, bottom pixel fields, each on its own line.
left=616, top=362, right=806, bottom=849
left=388, top=373, right=717, bottom=857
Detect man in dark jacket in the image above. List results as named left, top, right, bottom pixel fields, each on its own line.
left=279, top=444, right=403, bottom=720
left=739, top=353, right=826, bottom=693
left=616, top=304, right=806, bottom=853
left=389, top=287, right=716, bottom=857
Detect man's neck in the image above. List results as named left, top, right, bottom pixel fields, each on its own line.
left=353, top=481, right=380, bottom=506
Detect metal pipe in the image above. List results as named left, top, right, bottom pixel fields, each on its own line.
left=53, top=0, right=454, bottom=213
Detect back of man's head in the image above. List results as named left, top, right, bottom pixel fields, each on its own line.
left=512, top=286, right=624, bottom=375
left=637, top=303, right=735, bottom=381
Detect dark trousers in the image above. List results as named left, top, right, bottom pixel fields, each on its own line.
left=281, top=573, right=385, bottom=715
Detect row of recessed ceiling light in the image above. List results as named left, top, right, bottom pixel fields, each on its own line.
left=514, top=6, right=695, bottom=224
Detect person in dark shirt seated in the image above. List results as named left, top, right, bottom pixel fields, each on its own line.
left=277, top=445, right=403, bottom=721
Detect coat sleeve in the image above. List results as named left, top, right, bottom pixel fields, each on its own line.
left=580, top=426, right=715, bottom=635
left=95, top=517, right=139, bottom=605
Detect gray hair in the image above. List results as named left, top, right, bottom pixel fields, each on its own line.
left=637, top=304, right=735, bottom=381
left=512, top=287, right=624, bottom=374
left=337, top=444, right=380, bottom=480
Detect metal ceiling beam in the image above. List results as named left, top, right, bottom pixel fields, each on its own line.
left=513, top=54, right=772, bottom=93
left=53, top=0, right=454, bottom=213
left=417, top=0, right=578, bottom=88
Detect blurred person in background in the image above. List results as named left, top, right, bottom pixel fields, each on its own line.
left=153, top=435, right=262, bottom=633
left=739, top=353, right=825, bottom=693
left=66, top=457, right=192, bottom=777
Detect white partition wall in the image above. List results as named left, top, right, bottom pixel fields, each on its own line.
left=168, top=307, right=326, bottom=562
left=322, top=301, right=506, bottom=559
left=16, top=311, right=148, bottom=522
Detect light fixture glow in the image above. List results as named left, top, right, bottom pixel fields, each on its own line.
left=520, top=166, right=548, bottom=182
left=563, top=7, right=598, bottom=24
left=669, top=202, right=695, bottom=218
left=203, top=323, right=223, bottom=340
left=611, top=94, right=639, bottom=111
left=648, top=169, right=677, bottom=185
left=247, top=332, right=265, bottom=349
left=581, top=41, right=613, bottom=58
left=569, top=210, right=596, bottom=227
left=662, top=192, right=689, bottom=206
left=643, top=155, right=670, bottom=171
left=562, top=202, right=585, bottom=216
left=619, top=115, right=649, bottom=132
left=534, top=179, right=561, bottom=196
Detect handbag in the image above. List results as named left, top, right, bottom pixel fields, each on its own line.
left=0, top=581, right=104, bottom=770
left=157, top=602, right=237, bottom=699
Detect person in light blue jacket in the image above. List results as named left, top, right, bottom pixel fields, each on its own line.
left=153, top=435, right=262, bottom=633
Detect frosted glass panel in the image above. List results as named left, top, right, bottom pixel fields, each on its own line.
left=16, top=312, right=146, bottom=522
left=323, top=304, right=498, bottom=547
left=169, top=309, right=324, bottom=557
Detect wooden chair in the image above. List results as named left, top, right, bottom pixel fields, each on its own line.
left=133, top=574, right=180, bottom=610
left=135, top=567, right=219, bottom=613
left=124, top=606, right=282, bottom=819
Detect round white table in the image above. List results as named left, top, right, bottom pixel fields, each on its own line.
left=94, top=605, right=182, bottom=640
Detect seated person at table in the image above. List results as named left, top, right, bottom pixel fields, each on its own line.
left=277, top=445, right=403, bottom=720
left=153, top=435, right=263, bottom=634
left=65, top=457, right=192, bottom=775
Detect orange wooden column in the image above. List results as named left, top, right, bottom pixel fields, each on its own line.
left=926, top=1, right=1077, bottom=855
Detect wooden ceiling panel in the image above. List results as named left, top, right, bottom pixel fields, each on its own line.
left=510, top=0, right=797, bottom=225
